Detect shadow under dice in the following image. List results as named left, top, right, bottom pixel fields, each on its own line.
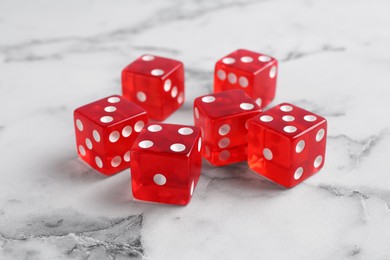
left=213, top=49, right=278, bottom=109
left=194, top=89, right=261, bottom=166
left=122, top=54, right=185, bottom=121
left=248, top=103, right=327, bottom=188
left=74, top=95, right=148, bottom=175
left=131, top=123, right=202, bottom=205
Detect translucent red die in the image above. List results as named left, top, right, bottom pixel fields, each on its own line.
left=248, top=103, right=327, bottom=188
left=74, top=95, right=148, bottom=175
left=131, top=123, right=202, bottom=205
left=194, top=89, right=261, bottom=166
left=122, top=54, right=185, bottom=121
left=213, top=49, right=278, bottom=108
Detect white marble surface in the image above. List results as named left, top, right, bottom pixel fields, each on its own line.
left=1, top=0, right=390, bottom=259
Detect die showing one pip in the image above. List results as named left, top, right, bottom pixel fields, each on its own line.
left=122, top=54, right=185, bottom=121
left=248, top=103, right=327, bottom=188
left=194, top=89, right=261, bottom=166
left=74, top=95, right=148, bottom=175
left=214, top=49, right=277, bottom=108
left=131, top=123, right=202, bottom=205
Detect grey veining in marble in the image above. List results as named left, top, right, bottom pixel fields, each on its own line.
left=1, top=0, right=390, bottom=259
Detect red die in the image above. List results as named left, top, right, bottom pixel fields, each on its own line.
left=213, top=49, right=278, bottom=108
left=248, top=103, right=327, bottom=188
left=74, top=95, right=148, bottom=175
left=122, top=54, right=185, bottom=121
left=194, top=89, right=261, bottom=166
left=131, top=123, right=202, bottom=205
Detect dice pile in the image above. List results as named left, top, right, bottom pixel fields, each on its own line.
left=73, top=49, right=327, bottom=205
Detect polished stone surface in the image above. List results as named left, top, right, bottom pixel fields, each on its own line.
left=1, top=0, right=390, bottom=259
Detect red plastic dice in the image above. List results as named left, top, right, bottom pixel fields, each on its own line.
left=131, top=123, right=202, bottom=205
left=194, top=89, right=261, bottom=166
left=74, top=95, right=148, bottom=175
left=248, top=103, right=327, bottom=188
left=214, top=49, right=278, bottom=108
left=122, top=54, right=185, bottom=121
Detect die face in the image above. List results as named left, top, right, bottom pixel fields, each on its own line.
left=248, top=103, right=327, bottom=188
left=214, top=49, right=277, bottom=108
left=74, top=95, right=148, bottom=175
left=194, top=90, right=261, bottom=165
left=122, top=54, right=185, bottom=121
left=131, top=123, right=202, bottom=205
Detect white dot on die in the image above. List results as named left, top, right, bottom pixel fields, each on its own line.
left=190, top=181, right=195, bottom=196
left=258, top=55, right=271, bottom=62
left=202, top=96, right=215, bottom=103
left=304, top=115, right=317, bottom=122
left=239, top=76, right=249, bottom=88
left=85, top=138, right=93, bottom=149
left=294, top=167, right=304, bottom=180
left=76, top=119, right=83, bottom=131
left=164, top=79, right=172, bottom=92
left=218, top=137, right=230, bottom=149
left=170, top=143, right=186, bottom=152
left=260, top=115, right=273, bottom=122
left=240, top=103, right=254, bottom=110
left=178, top=93, right=184, bottom=104
left=263, top=148, right=273, bottom=160
left=218, top=124, right=230, bottom=136
left=280, top=105, right=293, bottom=112
left=109, top=131, right=120, bottom=143
left=111, top=156, right=121, bottom=167
left=100, top=116, right=113, bottom=123
left=148, top=124, right=162, bottom=132
left=137, top=91, right=147, bottom=102
left=95, top=156, right=103, bottom=168
left=142, top=55, right=155, bottom=61
left=93, top=130, right=100, bottom=142
left=107, top=97, right=120, bottom=103
left=222, top=57, right=235, bottom=64
left=122, top=126, right=132, bottom=137
left=228, top=73, right=237, bottom=84
left=316, top=129, right=325, bottom=142
left=171, top=86, right=178, bottom=98
left=314, top=155, right=323, bottom=168
left=153, top=174, right=167, bottom=186
left=296, top=140, right=305, bottom=153
left=198, top=138, right=202, bottom=152
left=269, top=66, right=277, bottom=78
left=219, top=150, right=230, bottom=161
left=241, top=56, right=253, bottom=63
left=139, top=140, right=153, bottom=148
left=104, top=106, right=116, bottom=112
left=194, top=107, right=199, bottom=119
left=217, top=69, right=226, bottom=80
left=124, top=151, right=131, bottom=162
left=151, top=69, right=164, bottom=76
left=284, top=126, right=297, bottom=133
left=134, top=121, right=145, bottom=132
left=78, top=145, right=86, bottom=156
left=282, top=115, right=295, bottom=122
left=178, top=127, right=193, bottom=135
left=255, top=98, right=262, bottom=106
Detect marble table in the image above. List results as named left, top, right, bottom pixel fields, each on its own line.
left=1, top=0, right=390, bottom=259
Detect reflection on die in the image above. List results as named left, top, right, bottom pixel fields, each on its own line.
left=122, top=54, right=185, bottom=121
left=248, top=103, right=327, bottom=188
left=131, top=123, right=202, bottom=205
left=73, top=95, right=148, bottom=175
